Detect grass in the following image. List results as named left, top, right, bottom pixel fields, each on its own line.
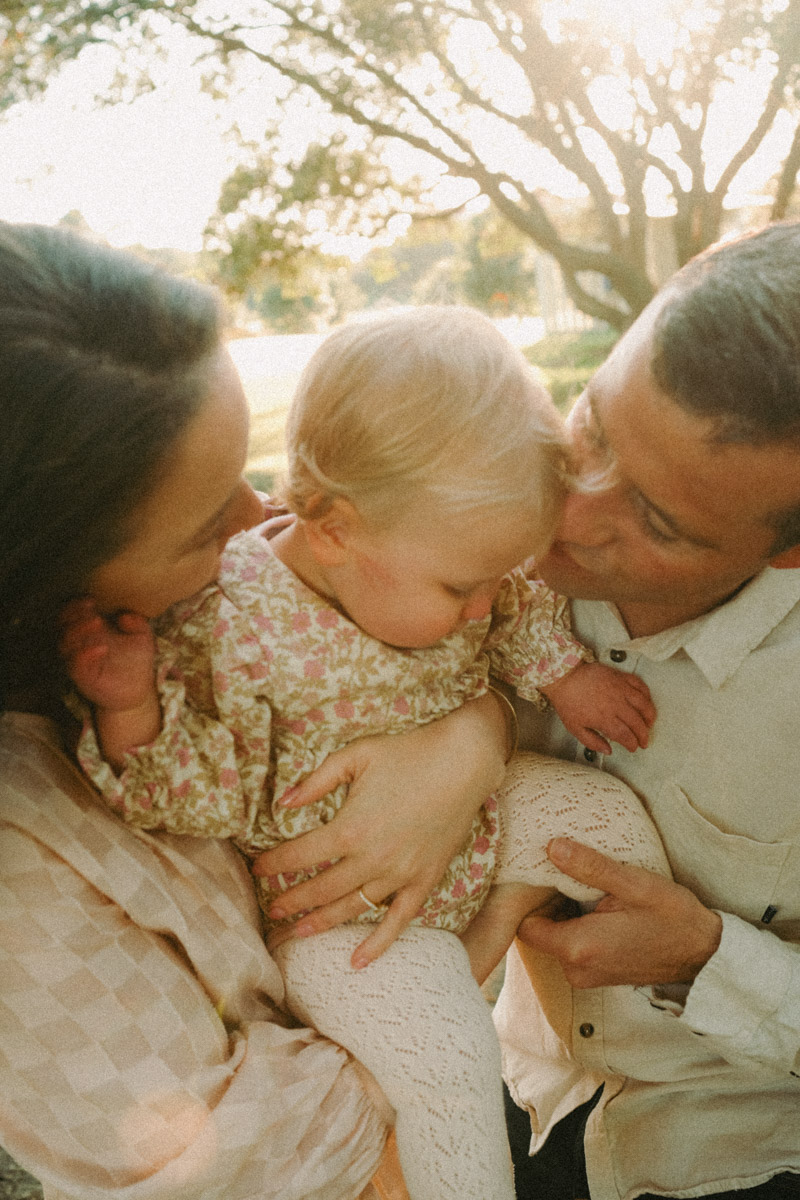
left=245, top=406, right=291, bottom=496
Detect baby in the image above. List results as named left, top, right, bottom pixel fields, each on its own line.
left=64, top=307, right=669, bottom=1200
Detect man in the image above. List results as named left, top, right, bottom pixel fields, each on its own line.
left=495, top=221, right=800, bottom=1200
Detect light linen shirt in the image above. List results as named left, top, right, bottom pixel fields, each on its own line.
left=494, top=566, right=800, bottom=1200
left=0, top=713, right=389, bottom=1200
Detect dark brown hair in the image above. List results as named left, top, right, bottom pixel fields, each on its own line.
left=0, top=222, right=222, bottom=704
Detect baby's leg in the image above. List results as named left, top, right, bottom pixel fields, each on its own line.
left=274, top=925, right=514, bottom=1200
left=462, top=752, right=672, bottom=983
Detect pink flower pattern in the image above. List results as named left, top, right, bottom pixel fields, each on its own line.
left=76, top=529, right=588, bottom=935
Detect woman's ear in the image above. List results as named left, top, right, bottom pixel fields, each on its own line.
left=303, top=496, right=363, bottom=567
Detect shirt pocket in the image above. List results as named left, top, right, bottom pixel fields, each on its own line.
left=654, top=780, right=795, bottom=924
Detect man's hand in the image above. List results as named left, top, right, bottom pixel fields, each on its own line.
left=517, top=838, right=722, bottom=988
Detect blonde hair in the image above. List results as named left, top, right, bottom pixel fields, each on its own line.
left=283, top=306, right=567, bottom=555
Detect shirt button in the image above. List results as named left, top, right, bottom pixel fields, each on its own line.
left=579, top=1023, right=595, bottom=1038
left=610, top=649, right=627, bottom=663
left=583, top=748, right=597, bottom=763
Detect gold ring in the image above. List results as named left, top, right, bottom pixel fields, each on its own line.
left=358, top=887, right=381, bottom=912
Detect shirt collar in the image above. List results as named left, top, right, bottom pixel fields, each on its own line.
left=590, top=567, right=800, bottom=689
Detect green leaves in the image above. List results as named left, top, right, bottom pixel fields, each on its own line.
left=3, top=0, right=798, bottom=327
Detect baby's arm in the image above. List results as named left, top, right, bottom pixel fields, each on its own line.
left=485, top=572, right=655, bottom=753
left=61, top=597, right=267, bottom=840
left=60, top=598, right=159, bottom=770
left=540, top=660, right=655, bottom=754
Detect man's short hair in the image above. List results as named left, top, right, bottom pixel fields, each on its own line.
left=651, top=221, right=800, bottom=553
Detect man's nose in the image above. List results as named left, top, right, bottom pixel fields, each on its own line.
left=555, top=488, right=616, bottom=547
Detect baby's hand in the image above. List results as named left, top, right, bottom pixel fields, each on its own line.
left=540, top=660, right=655, bottom=754
left=60, top=598, right=156, bottom=713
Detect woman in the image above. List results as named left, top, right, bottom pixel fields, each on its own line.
left=0, top=222, right=511, bottom=1200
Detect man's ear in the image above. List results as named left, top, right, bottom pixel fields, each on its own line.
left=303, top=496, right=363, bottom=567
left=769, top=543, right=800, bottom=570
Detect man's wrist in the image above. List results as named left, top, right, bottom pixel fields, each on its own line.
left=684, top=905, right=723, bottom=983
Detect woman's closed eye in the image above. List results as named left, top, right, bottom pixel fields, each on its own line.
left=180, top=516, right=227, bottom=558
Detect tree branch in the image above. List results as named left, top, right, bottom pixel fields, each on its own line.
left=772, top=118, right=800, bottom=221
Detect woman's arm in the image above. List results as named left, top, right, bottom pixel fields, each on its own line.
left=253, top=690, right=512, bottom=965
left=0, top=776, right=390, bottom=1200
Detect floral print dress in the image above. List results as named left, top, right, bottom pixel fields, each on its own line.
left=76, top=528, right=587, bottom=933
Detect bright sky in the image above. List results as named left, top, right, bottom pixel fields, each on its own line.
left=0, top=0, right=790, bottom=251
left=0, top=30, right=250, bottom=249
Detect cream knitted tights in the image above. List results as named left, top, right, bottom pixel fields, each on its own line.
left=275, top=925, right=514, bottom=1200
left=274, top=754, right=670, bottom=1200
left=493, top=751, right=671, bottom=895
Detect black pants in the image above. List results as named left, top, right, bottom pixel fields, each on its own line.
left=505, top=1083, right=800, bottom=1200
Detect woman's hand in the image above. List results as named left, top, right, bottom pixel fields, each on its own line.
left=254, top=691, right=511, bottom=967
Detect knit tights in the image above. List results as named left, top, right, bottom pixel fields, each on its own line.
left=274, top=753, right=670, bottom=1200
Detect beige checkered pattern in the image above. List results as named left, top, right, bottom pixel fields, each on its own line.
left=1, top=713, right=387, bottom=1200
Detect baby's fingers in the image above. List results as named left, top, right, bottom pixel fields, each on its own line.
left=59, top=603, right=110, bottom=665
left=580, top=727, right=614, bottom=755
left=619, top=675, right=656, bottom=725
left=115, top=611, right=153, bottom=638
left=628, top=688, right=656, bottom=727
left=614, top=703, right=652, bottom=749
left=580, top=706, right=649, bottom=754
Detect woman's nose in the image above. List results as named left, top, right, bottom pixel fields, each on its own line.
left=220, top=480, right=265, bottom=543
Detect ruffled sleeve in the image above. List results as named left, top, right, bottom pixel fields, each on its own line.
left=73, top=589, right=273, bottom=845
left=483, top=570, right=591, bottom=704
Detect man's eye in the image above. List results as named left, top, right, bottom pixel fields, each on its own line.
left=641, top=508, right=679, bottom=544
left=444, top=584, right=471, bottom=599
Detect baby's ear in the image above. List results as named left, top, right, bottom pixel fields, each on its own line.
left=303, top=496, right=363, bottom=566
